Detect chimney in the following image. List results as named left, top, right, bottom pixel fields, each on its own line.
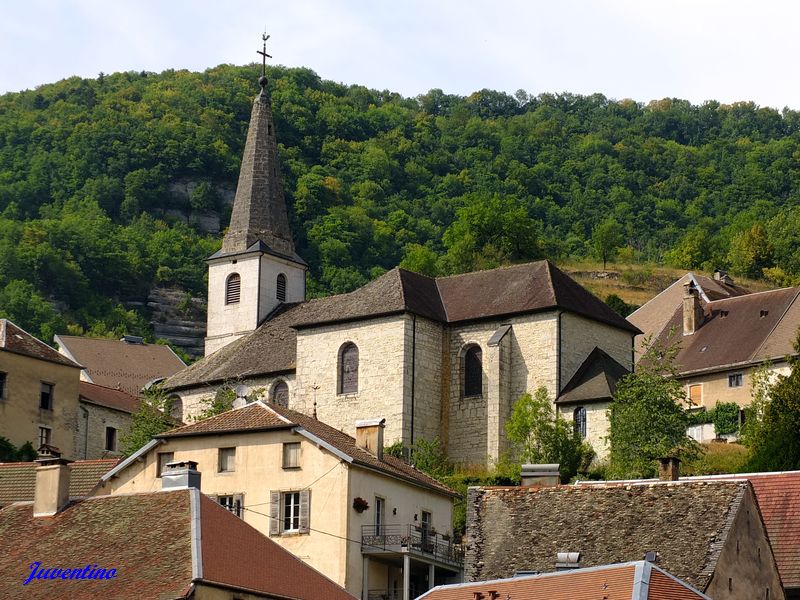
left=555, top=552, right=581, bottom=571
left=682, top=282, right=703, bottom=335
left=713, top=270, right=734, bottom=285
left=520, top=464, right=560, bottom=487
left=658, top=456, right=681, bottom=481
left=33, top=445, right=73, bottom=517
left=162, top=460, right=201, bottom=490
left=355, top=418, right=385, bottom=461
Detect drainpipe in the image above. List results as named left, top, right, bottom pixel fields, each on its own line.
left=557, top=311, right=564, bottom=394
left=80, top=405, right=90, bottom=459
left=410, top=314, right=417, bottom=446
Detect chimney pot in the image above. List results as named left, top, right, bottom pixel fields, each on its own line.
left=162, top=460, right=201, bottom=491
left=355, top=418, right=385, bottom=461
left=33, top=447, right=73, bottom=517
left=658, top=456, right=681, bottom=481
left=521, top=464, right=560, bottom=487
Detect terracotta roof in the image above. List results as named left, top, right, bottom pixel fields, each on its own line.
left=464, top=481, right=750, bottom=590
left=556, top=347, right=630, bottom=403
left=419, top=561, right=709, bottom=600
left=55, top=335, right=186, bottom=395
left=166, top=261, right=638, bottom=390
left=0, top=319, right=79, bottom=368
left=79, top=382, right=140, bottom=414
left=0, top=459, right=118, bottom=506
left=652, top=287, right=800, bottom=375
left=157, top=402, right=457, bottom=497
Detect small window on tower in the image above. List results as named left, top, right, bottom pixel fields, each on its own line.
left=225, top=273, right=241, bottom=305
left=276, top=273, right=287, bottom=302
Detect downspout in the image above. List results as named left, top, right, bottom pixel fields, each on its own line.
left=80, top=405, right=90, bottom=459
left=256, top=256, right=263, bottom=322
left=631, top=334, right=635, bottom=372
left=556, top=311, right=564, bottom=395
left=410, top=314, right=417, bottom=446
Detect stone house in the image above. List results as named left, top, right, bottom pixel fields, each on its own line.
left=162, top=75, right=640, bottom=465
left=0, top=450, right=355, bottom=600
left=98, top=401, right=462, bottom=600
left=75, top=382, right=140, bottom=459
left=464, top=480, right=784, bottom=600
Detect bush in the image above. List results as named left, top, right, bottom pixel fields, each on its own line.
left=682, top=442, right=749, bottom=476
left=713, top=402, right=740, bottom=436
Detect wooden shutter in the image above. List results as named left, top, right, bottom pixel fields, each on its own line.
left=226, top=273, right=241, bottom=304
left=464, top=346, right=482, bottom=397
left=340, top=344, right=359, bottom=394
left=299, top=489, right=311, bottom=534
left=689, top=385, right=702, bottom=406
left=234, top=494, right=244, bottom=518
left=269, top=491, right=280, bottom=535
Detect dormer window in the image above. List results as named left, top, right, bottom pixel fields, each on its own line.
left=276, top=273, right=287, bottom=302
left=225, top=273, right=241, bottom=304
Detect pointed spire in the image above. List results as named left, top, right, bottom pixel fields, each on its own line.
left=222, top=49, right=295, bottom=257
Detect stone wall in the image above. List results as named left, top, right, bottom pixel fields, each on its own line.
left=76, top=402, right=132, bottom=459
left=178, top=374, right=294, bottom=423
left=403, top=315, right=444, bottom=445
left=557, top=400, right=610, bottom=460
left=560, top=312, right=633, bottom=389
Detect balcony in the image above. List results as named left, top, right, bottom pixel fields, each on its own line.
left=361, top=524, right=464, bottom=569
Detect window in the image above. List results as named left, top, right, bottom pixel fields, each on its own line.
left=40, top=383, right=54, bottom=410
left=728, top=373, right=744, bottom=388
left=269, top=490, right=310, bottom=535
left=169, top=396, right=183, bottom=421
left=276, top=273, right=287, bottom=302
left=375, top=497, right=385, bottom=536
left=105, top=427, right=117, bottom=452
left=463, top=345, right=482, bottom=397
left=272, top=380, right=289, bottom=407
left=573, top=407, right=587, bottom=439
left=0, top=372, right=6, bottom=400
left=38, top=426, right=51, bottom=447
left=216, top=494, right=243, bottom=518
left=688, top=384, right=702, bottom=406
left=218, top=447, right=236, bottom=472
left=157, top=452, right=174, bottom=478
left=225, top=273, right=241, bottom=304
left=338, top=342, right=359, bottom=395
left=283, top=442, right=300, bottom=469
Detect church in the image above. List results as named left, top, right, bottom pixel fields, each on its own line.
left=163, top=73, right=640, bottom=465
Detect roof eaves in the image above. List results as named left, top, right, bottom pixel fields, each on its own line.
left=101, top=438, right=163, bottom=481
left=650, top=563, right=713, bottom=599
left=293, top=427, right=353, bottom=464
left=677, top=355, right=792, bottom=378
left=78, top=396, right=135, bottom=414
left=157, top=424, right=293, bottom=439
left=350, top=459, right=459, bottom=498
left=290, top=309, right=407, bottom=330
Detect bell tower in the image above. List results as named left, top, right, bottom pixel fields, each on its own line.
left=205, top=35, right=307, bottom=356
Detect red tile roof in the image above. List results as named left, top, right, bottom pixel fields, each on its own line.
left=78, top=382, right=140, bottom=414
left=0, top=319, right=80, bottom=368
left=0, top=459, right=118, bottom=506
left=419, top=562, right=708, bottom=600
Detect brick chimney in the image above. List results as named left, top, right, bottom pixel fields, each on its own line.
left=658, top=457, right=681, bottom=481
left=355, top=418, right=385, bottom=461
left=521, top=464, right=560, bottom=487
left=33, top=445, right=73, bottom=517
left=682, top=282, right=703, bottom=335
left=162, top=460, right=202, bottom=490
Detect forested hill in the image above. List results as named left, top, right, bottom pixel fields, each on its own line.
left=2, top=63, right=800, bottom=344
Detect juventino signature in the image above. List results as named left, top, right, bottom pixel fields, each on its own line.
left=23, top=562, right=117, bottom=585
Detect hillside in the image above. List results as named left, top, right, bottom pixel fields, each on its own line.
left=0, top=64, right=799, bottom=344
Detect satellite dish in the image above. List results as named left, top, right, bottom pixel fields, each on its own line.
left=235, top=384, right=251, bottom=399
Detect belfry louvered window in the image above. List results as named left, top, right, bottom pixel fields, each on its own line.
left=574, top=406, right=587, bottom=439
left=276, top=273, right=287, bottom=302
left=225, top=273, right=241, bottom=304
left=464, top=345, right=482, bottom=397
left=339, top=342, right=359, bottom=394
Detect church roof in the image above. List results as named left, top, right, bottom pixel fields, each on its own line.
left=166, top=261, right=638, bottom=390
left=556, top=347, right=630, bottom=404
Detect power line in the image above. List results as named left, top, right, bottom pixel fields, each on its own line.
left=242, top=460, right=343, bottom=510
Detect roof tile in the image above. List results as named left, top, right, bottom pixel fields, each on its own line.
left=0, top=459, right=118, bottom=505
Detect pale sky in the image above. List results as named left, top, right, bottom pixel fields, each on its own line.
left=2, top=0, right=800, bottom=109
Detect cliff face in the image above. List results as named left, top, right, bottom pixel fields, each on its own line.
left=147, top=288, right=206, bottom=359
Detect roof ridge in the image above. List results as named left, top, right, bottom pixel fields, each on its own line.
left=433, top=259, right=548, bottom=282
left=708, top=285, right=796, bottom=303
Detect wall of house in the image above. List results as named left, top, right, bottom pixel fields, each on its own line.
left=556, top=401, right=610, bottom=460
left=0, top=352, right=80, bottom=458
left=178, top=375, right=295, bottom=423
left=559, top=313, right=633, bottom=390
left=704, top=486, right=785, bottom=600
left=75, top=401, right=132, bottom=459
left=681, top=362, right=790, bottom=410
left=105, top=429, right=351, bottom=590
left=293, top=316, right=408, bottom=444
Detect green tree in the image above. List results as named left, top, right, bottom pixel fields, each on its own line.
left=506, top=387, right=595, bottom=483
left=120, top=385, right=177, bottom=456
left=607, top=334, right=700, bottom=479
left=592, top=218, right=624, bottom=270
left=192, top=385, right=236, bottom=422
left=727, top=223, right=774, bottom=278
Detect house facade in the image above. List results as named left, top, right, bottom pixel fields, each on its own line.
left=75, top=382, right=140, bottom=459
left=99, top=401, right=461, bottom=600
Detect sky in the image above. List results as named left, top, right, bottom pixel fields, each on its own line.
left=2, top=0, right=800, bottom=109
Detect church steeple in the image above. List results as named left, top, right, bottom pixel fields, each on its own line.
left=222, top=44, right=294, bottom=257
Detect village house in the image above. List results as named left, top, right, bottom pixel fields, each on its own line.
left=161, top=71, right=640, bottom=466
left=98, top=401, right=462, bottom=600
left=0, top=449, right=355, bottom=600
left=76, top=381, right=140, bottom=458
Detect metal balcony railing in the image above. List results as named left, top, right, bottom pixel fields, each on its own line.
left=361, top=524, right=464, bottom=568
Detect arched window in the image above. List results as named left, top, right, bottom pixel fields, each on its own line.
left=276, top=273, right=287, bottom=302
left=169, top=395, right=183, bottom=422
left=272, top=380, right=289, bottom=407
left=338, top=343, right=359, bottom=394
left=225, top=273, right=241, bottom=305
left=463, top=345, right=483, bottom=397
left=574, top=406, right=587, bottom=439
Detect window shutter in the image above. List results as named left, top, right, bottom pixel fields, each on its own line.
left=269, top=491, right=280, bottom=535
left=226, top=273, right=241, bottom=304
left=276, top=274, right=287, bottom=302
left=235, top=494, right=244, bottom=518
left=299, top=489, right=311, bottom=534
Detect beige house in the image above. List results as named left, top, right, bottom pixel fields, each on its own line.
left=0, top=319, right=82, bottom=457
left=98, top=401, right=461, bottom=600
left=162, top=74, right=640, bottom=466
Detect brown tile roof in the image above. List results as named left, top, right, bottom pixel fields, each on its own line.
left=0, top=459, right=118, bottom=505
left=166, top=261, right=638, bottom=390
left=0, top=319, right=80, bottom=368
left=652, top=287, right=800, bottom=375
left=556, top=347, right=630, bottom=403
left=157, top=402, right=457, bottom=497
left=78, top=382, right=140, bottom=414
left=464, top=481, right=749, bottom=590
left=55, top=335, right=186, bottom=395
left=419, top=562, right=709, bottom=600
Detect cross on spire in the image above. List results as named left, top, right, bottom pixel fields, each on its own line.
left=257, top=32, right=272, bottom=89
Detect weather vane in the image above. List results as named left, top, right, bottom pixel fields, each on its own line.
left=257, top=31, right=272, bottom=88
